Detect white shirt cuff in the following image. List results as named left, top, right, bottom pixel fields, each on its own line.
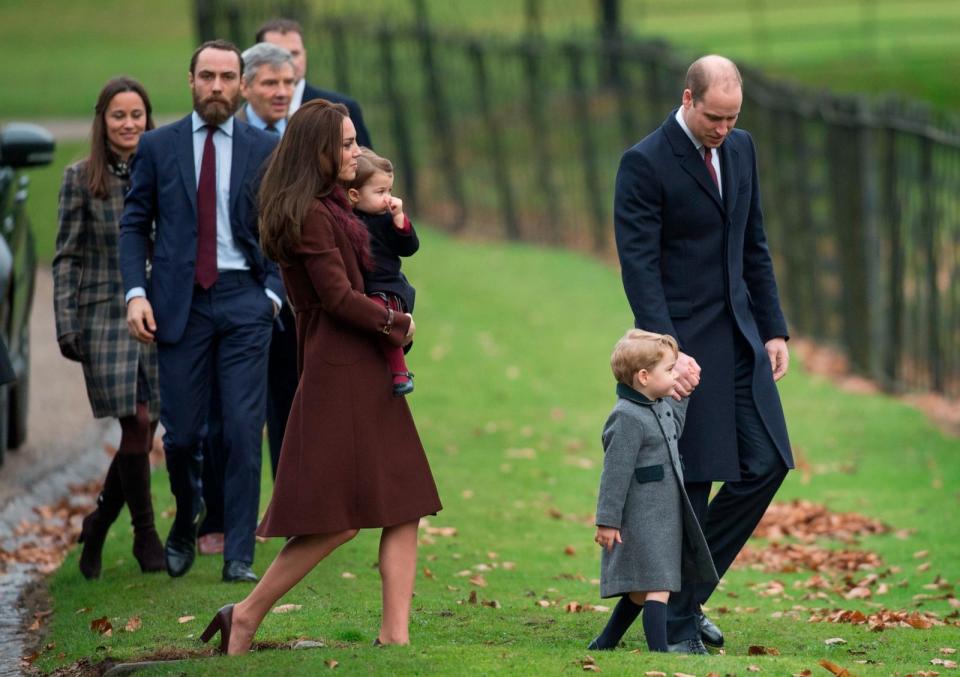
left=125, top=287, right=146, bottom=303
left=265, top=288, right=282, bottom=311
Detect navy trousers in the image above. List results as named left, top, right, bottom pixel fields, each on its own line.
left=666, top=336, right=789, bottom=643
left=265, top=303, right=298, bottom=476
left=157, top=271, right=273, bottom=565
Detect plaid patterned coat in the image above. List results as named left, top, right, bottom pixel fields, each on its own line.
left=52, top=160, right=159, bottom=420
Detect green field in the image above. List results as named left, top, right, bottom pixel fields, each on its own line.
left=1, top=0, right=958, bottom=119
left=34, top=227, right=960, bottom=675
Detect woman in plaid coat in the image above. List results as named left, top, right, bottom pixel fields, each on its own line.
left=53, top=77, right=164, bottom=579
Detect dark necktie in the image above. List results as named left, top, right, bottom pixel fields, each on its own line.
left=195, top=125, right=218, bottom=289
left=265, top=123, right=279, bottom=136
left=704, top=146, right=719, bottom=190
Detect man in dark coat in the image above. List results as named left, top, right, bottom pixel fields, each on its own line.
left=119, top=40, right=281, bottom=583
left=613, top=55, right=793, bottom=654
left=254, top=17, right=374, bottom=478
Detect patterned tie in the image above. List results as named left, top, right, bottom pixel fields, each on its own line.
left=195, top=125, right=218, bottom=289
left=703, top=146, right=719, bottom=190
left=265, top=123, right=280, bottom=136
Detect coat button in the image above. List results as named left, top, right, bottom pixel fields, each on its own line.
left=666, top=411, right=671, bottom=416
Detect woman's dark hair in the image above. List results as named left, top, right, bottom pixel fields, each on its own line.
left=87, top=77, right=154, bottom=199
left=259, top=98, right=366, bottom=265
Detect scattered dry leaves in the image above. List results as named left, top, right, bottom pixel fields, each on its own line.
left=753, top=500, right=890, bottom=543
left=818, top=659, right=855, bottom=676
left=90, top=616, right=112, bottom=636
left=749, top=645, right=782, bottom=655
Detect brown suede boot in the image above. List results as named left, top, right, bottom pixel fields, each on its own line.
left=78, top=455, right=125, bottom=579
left=117, top=453, right=165, bottom=573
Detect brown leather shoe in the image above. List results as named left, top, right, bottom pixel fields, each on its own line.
left=198, top=532, right=224, bottom=555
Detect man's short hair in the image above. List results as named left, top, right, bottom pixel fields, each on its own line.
left=241, top=42, right=294, bottom=85
left=190, top=39, right=244, bottom=77
left=610, top=329, right=678, bottom=385
left=255, top=18, right=303, bottom=42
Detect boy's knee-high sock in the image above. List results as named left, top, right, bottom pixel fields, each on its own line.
left=642, top=600, right=669, bottom=652
left=588, top=596, right=642, bottom=649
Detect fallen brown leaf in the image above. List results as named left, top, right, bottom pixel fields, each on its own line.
left=942, top=648, right=958, bottom=655
left=643, top=672, right=666, bottom=677
left=746, top=666, right=761, bottom=673
left=824, top=637, right=847, bottom=645
left=124, top=616, right=141, bottom=632
left=817, top=659, right=854, bottom=676
left=325, top=659, right=338, bottom=669
left=565, top=602, right=582, bottom=613
left=177, top=615, right=195, bottom=624
left=90, top=616, right=112, bottom=635
left=564, top=545, right=577, bottom=556
left=749, top=645, right=781, bottom=655
left=468, top=574, right=487, bottom=587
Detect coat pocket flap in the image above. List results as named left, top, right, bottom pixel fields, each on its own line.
left=635, top=464, right=665, bottom=483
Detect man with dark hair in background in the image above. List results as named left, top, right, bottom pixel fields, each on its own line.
left=253, top=17, right=374, bottom=486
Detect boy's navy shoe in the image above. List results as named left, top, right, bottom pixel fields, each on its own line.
left=698, top=611, right=724, bottom=647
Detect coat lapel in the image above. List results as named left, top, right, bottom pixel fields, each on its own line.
left=720, top=141, right=740, bottom=218
left=663, top=113, right=723, bottom=214
left=176, top=117, right=197, bottom=218
left=229, top=122, right=249, bottom=217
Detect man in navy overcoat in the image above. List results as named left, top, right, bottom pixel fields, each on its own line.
left=119, top=40, right=281, bottom=583
left=613, top=55, right=793, bottom=653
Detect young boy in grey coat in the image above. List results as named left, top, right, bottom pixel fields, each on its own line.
left=590, top=329, right=718, bottom=652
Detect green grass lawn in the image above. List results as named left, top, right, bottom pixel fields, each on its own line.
left=1, top=0, right=958, bottom=118
left=33, top=227, right=960, bottom=675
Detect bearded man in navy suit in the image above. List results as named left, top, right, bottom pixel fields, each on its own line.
left=119, top=39, right=281, bottom=583
left=613, top=55, right=793, bottom=654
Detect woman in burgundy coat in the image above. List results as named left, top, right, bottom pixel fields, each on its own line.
left=201, top=100, right=442, bottom=655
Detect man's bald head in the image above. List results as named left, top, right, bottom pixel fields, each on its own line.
left=685, top=55, right=742, bottom=102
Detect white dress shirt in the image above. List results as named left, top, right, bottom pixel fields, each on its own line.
left=288, top=79, right=306, bottom=117
left=675, top=107, right=723, bottom=198
left=126, top=111, right=280, bottom=308
left=245, top=104, right=287, bottom=136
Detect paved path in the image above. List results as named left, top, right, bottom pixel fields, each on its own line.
left=0, top=268, right=115, bottom=675
left=2, top=117, right=180, bottom=143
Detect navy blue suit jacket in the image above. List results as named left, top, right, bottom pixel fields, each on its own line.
left=614, top=111, right=792, bottom=482
left=302, top=82, right=373, bottom=149
left=119, top=114, right=281, bottom=344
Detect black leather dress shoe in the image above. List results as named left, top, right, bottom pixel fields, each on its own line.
left=222, top=560, right=259, bottom=583
left=666, top=637, right=709, bottom=655
left=697, top=611, right=724, bottom=647
left=165, top=501, right=206, bottom=578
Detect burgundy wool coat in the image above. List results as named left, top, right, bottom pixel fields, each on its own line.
left=257, top=197, right=442, bottom=537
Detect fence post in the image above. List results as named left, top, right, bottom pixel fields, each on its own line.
left=882, top=121, right=903, bottom=390
left=856, top=98, right=885, bottom=385
left=788, top=109, right=818, bottom=337
left=414, top=0, right=467, bottom=229
left=378, top=27, right=418, bottom=214
left=329, top=20, right=351, bottom=95
left=195, top=0, right=216, bottom=42
left=919, top=136, right=943, bottom=392
left=611, top=40, right=637, bottom=149
left=524, top=0, right=542, bottom=38
left=469, top=42, right=520, bottom=240
left=226, top=0, right=244, bottom=46
left=521, top=39, right=562, bottom=243
left=565, top=42, right=607, bottom=253
left=826, top=97, right=872, bottom=374
left=598, top=0, right=623, bottom=87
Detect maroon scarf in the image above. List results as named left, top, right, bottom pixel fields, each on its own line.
left=321, top=185, right=374, bottom=272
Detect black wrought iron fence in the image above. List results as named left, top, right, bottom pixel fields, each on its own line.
left=196, top=1, right=960, bottom=397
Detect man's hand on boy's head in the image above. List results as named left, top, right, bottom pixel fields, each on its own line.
left=672, top=351, right=701, bottom=399
left=388, top=196, right=406, bottom=230
left=595, top=526, right=622, bottom=552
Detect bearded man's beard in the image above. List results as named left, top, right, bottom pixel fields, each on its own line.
left=193, top=89, right=239, bottom=126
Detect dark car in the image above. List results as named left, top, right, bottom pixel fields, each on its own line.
left=0, top=123, right=55, bottom=464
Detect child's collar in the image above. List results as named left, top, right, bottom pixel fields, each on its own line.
left=616, top=382, right=657, bottom=406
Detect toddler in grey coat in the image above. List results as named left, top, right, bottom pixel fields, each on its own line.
left=589, top=330, right=717, bottom=652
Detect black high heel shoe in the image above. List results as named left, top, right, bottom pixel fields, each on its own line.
left=200, top=604, right=235, bottom=654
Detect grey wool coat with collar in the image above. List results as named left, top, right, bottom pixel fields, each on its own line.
left=595, top=383, right=717, bottom=597
left=53, top=160, right=160, bottom=420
